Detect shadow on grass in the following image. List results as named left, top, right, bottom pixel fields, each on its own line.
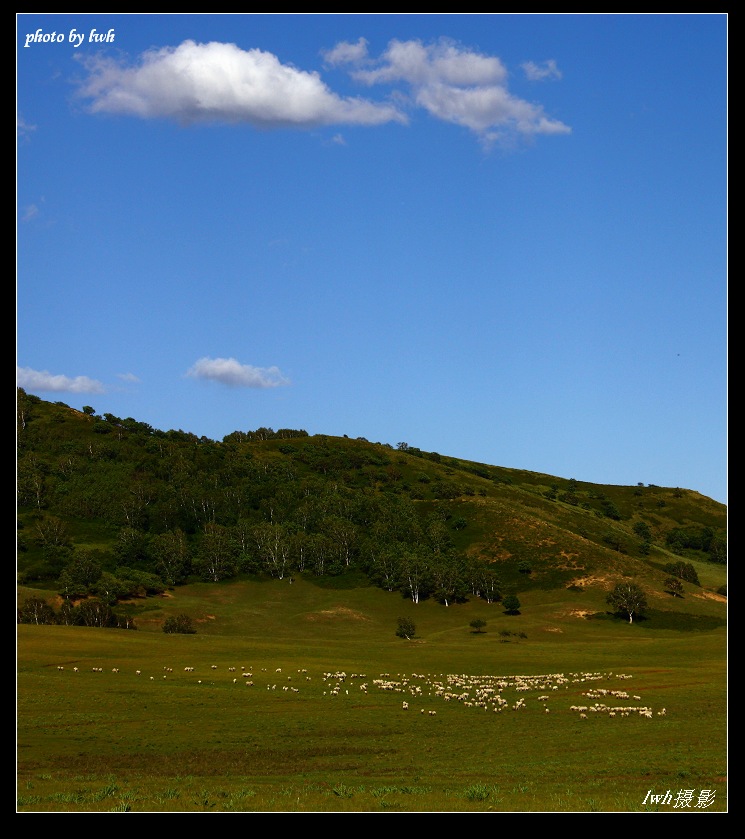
left=591, top=610, right=726, bottom=631
left=303, top=570, right=374, bottom=590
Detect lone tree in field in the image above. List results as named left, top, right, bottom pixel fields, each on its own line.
left=502, top=594, right=521, bottom=615
left=469, top=618, right=487, bottom=633
left=395, top=616, right=416, bottom=640
left=606, top=582, right=648, bottom=623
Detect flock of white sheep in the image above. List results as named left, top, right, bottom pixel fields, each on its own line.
left=51, top=664, right=668, bottom=720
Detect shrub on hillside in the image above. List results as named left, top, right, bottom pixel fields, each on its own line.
left=163, top=614, right=197, bottom=634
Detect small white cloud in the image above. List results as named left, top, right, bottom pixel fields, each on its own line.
left=186, top=356, right=290, bottom=388
left=117, top=372, right=140, bottom=383
left=330, top=133, right=346, bottom=145
left=322, top=37, right=369, bottom=66
left=74, top=40, right=406, bottom=128
left=521, top=59, right=563, bottom=81
left=17, top=366, right=105, bottom=394
left=17, top=115, right=36, bottom=140
left=21, top=204, right=39, bottom=221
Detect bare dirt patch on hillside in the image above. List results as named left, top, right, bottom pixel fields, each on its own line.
left=305, top=606, right=371, bottom=622
left=693, top=591, right=727, bottom=603
left=567, top=574, right=613, bottom=590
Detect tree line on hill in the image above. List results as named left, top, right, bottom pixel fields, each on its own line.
left=17, top=389, right=726, bottom=624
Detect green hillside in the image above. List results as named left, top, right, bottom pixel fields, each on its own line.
left=17, top=387, right=726, bottom=626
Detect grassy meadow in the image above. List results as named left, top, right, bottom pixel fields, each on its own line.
left=17, top=573, right=727, bottom=813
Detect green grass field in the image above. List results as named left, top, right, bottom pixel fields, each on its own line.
left=17, top=575, right=727, bottom=812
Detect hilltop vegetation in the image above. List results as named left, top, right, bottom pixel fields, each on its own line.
left=17, top=388, right=726, bottom=629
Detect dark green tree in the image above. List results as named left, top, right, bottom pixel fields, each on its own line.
left=601, top=500, right=622, bottom=520
left=503, top=594, right=521, bottom=614
left=395, top=616, right=416, bottom=639
left=363, top=543, right=403, bottom=592
left=633, top=521, right=653, bottom=542
left=113, top=526, right=150, bottom=566
left=606, top=582, right=648, bottom=623
left=57, top=550, right=103, bottom=599
left=469, top=618, right=487, bottom=633
left=150, top=529, right=191, bottom=586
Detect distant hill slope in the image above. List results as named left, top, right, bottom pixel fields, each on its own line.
left=16, top=389, right=726, bottom=616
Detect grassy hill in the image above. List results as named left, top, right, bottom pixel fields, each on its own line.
left=17, top=388, right=726, bottom=615
left=16, top=390, right=727, bottom=812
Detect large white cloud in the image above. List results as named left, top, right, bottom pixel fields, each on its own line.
left=186, top=357, right=289, bottom=388
left=74, top=40, right=407, bottom=128
left=17, top=366, right=105, bottom=394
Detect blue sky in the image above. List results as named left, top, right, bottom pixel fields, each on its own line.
left=17, top=13, right=728, bottom=504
